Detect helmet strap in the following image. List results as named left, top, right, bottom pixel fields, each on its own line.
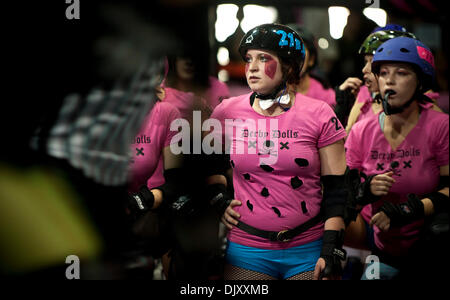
left=382, top=88, right=419, bottom=115
left=255, top=81, right=287, bottom=100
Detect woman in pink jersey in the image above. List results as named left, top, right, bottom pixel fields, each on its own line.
left=205, top=24, right=348, bottom=280
left=154, top=53, right=231, bottom=279
left=127, top=91, right=184, bottom=278
left=287, top=24, right=336, bottom=108
left=159, top=54, right=230, bottom=119
left=345, top=37, right=449, bottom=279
left=339, top=25, right=417, bottom=133
left=338, top=25, right=442, bottom=134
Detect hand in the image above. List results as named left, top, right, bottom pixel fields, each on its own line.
left=314, top=258, right=342, bottom=280
left=127, top=185, right=155, bottom=217
left=221, top=199, right=242, bottom=230
left=370, top=171, right=395, bottom=196
left=370, top=211, right=391, bottom=231
left=314, top=230, right=346, bottom=280
left=339, top=77, right=363, bottom=98
left=313, top=258, right=327, bottom=280
left=378, top=194, right=425, bottom=227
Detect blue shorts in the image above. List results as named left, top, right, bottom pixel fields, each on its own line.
left=225, top=239, right=322, bottom=279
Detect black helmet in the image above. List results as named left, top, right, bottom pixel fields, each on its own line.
left=239, top=23, right=306, bottom=71
left=287, top=23, right=317, bottom=70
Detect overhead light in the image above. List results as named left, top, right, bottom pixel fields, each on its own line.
left=215, top=4, right=239, bottom=42
left=217, top=47, right=230, bottom=66
left=363, top=8, right=387, bottom=27
left=240, top=5, right=278, bottom=33
left=318, top=37, right=329, bottom=49
left=328, top=6, right=350, bottom=39
left=218, top=69, right=229, bottom=82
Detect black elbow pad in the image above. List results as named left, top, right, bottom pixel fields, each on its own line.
left=154, top=167, right=185, bottom=204
left=321, top=174, right=347, bottom=220
left=203, top=153, right=231, bottom=177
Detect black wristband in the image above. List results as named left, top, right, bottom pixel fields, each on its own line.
left=423, top=191, right=449, bottom=214
left=205, top=183, right=232, bottom=216
left=154, top=168, right=185, bottom=204
left=321, top=230, right=346, bottom=258
left=128, top=185, right=155, bottom=215
left=380, top=194, right=424, bottom=226
left=319, top=230, right=347, bottom=279
left=357, top=174, right=381, bottom=206
left=334, top=86, right=355, bottom=125
left=437, top=176, right=449, bottom=190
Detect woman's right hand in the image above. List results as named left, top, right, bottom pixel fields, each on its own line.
left=370, top=171, right=395, bottom=196
left=221, top=200, right=242, bottom=230
left=339, top=77, right=363, bottom=98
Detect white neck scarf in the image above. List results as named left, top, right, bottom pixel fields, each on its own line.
left=258, top=93, right=290, bottom=110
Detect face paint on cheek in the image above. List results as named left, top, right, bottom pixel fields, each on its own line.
left=264, top=57, right=277, bottom=79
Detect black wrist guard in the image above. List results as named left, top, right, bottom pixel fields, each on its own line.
left=205, top=183, right=232, bottom=217
left=423, top=191, right=449, bottom=214
left=128, top=185, right=155, bottom=217
left=320, top=229, right=347, bottom=279
left=204, top=154, right=231, bottom=177
left=344, top=168, right=363, bottom=224
left=153, top=168, right=185, bottom=205
left=380, top=194, right=424, bottom=226
left=334, top=86, right=355, bottom=125
left=437, top=175, right=449, bottom=190
left=356, top=173, right=381, bottom=206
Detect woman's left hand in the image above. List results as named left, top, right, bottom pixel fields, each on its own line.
left=313, top=258, right=342, bottom=280
left=370, top=211, right=391, bottom=231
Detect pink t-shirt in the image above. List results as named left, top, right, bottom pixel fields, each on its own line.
left=305, top=77, right=336, bottom=109
left=161, top=87, right=198, bottom=120
left=203, top=77, right=230, bottom=109
left=162, top=77, right=230, bottom=119
left=210, top=92, right=346, bottom=249
left=345, top=106, right=449, bottom=256
left=355, top=86, right=376, bottom=123
left=128, top=101, right=181, bottom=193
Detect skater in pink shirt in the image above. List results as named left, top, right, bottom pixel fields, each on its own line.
left=160, top=54, right=230, bottom=119
left=127, top=89, right=184, bottom=279
left=344, top=37, right=449, bottom=279
left=338, top=25, right=417, bottom=132
left=288, top=24, right=336, bottom=108
left=205, top=23, right=348, bottom=280
left=337, top=24, right=442, bottom=134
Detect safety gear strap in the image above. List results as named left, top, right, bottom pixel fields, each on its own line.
left=254, top=81, right=287, bottom=100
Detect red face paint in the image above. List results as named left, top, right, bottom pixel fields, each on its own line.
left=264, top=55, right=277, bottom=79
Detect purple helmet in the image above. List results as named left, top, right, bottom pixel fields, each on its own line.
left=371, top=24, right=409, bottom=34
left=372, top=36, right=435, bottom=91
